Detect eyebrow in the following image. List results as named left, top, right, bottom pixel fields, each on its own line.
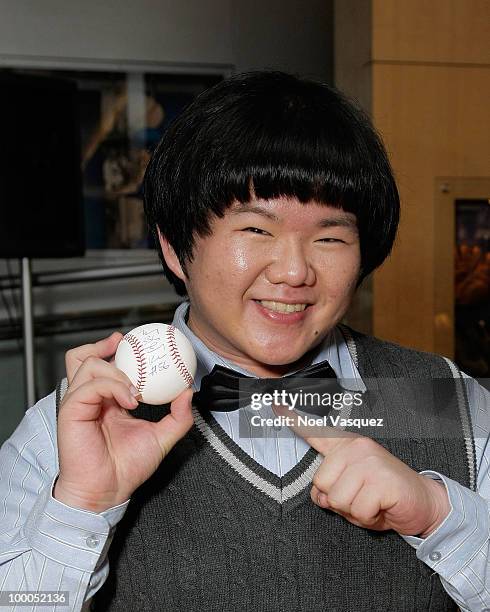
left=230, top=204, right=358, bottom=230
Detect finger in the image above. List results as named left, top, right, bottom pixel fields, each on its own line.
left=311, top=484, right=329, bottom=509
left=150, top=389, right=194, bottom=458
left=312, top=453, right=348, bottom=495
left=273, top=404, right=359, bottom=455
left=60, top=377, right=139, bottom=421
left=323, top=465, right=365, bottom=514
left=68, top=355, right=136, bottom=394
left=65, top=331, right=124, bottom=384
left=349, top=484, right=382, bottom=526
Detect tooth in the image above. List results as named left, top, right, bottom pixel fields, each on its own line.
left=259, top=300, right=307, bottom=313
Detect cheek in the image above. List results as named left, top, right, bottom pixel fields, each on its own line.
left=325, top=283, right=351, bottom=304
left=341, top=272, right=361, bottom=299
left=231, top=248, right=250, bottom=272
left=213, top=240, right=263, bottom=292
left=323, top=256, right=360, bottom=302
left=228, top=238, right=260, bottom=274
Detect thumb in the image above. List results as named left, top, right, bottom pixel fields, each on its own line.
left=151, top=388, right=195, bottom=458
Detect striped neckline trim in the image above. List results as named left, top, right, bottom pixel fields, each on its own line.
left=192, top=406, right=322, bottom=504
left=441, top=357, right=477, bottom=492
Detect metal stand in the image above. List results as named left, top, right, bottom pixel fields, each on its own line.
left=20, top=257, right=36, bottom=406
left=2, top=258, right=164, bottom=407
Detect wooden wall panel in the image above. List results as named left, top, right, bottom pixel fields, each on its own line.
left=335, top=0, right=489, bottom=351
left=372, top=0, right=490, bottom=64
left=372, top=64, right=490, bottom=350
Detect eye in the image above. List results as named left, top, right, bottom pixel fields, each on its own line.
left=242, top=227, right=270, bottom=235
left=317, top=238, right=346, bottom=244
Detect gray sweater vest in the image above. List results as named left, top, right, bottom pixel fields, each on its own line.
left=57, top=329, right=475, bottom=611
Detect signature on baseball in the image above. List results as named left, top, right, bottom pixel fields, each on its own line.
left=140, top=326, right=171, bottom=377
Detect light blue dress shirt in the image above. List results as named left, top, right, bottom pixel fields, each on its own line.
left=0, top=300, right=489, bottom=611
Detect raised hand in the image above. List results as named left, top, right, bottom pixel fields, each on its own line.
left=274, top=405, right=450, bottom=537
left=54, top=332, right=194, bottom=513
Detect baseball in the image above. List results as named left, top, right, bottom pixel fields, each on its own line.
left=115, top=323, right=197, bottom=405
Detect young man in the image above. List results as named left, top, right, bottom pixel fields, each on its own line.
left=0, top=72, right=488, bottom=611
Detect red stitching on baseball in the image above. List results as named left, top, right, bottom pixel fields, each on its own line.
left=124, top=333, right=147, bottom=393
left=166, top=325, right=194, bottom=387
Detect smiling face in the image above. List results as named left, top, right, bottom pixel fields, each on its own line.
left=160, top=197, right=361, bottom=377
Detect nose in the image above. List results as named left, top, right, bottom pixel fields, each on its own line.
left=265, top=238, right=315, bottom=286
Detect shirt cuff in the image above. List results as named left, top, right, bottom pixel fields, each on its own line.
left=24, top=475, right=130, bottom=573
left=401, top=470, right=444, bottom=548
left=402, top=470, right=489, bottom=590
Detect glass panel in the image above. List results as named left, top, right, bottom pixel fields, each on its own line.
left=454, top=198, right=490, bottom=377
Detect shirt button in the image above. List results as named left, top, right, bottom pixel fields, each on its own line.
left=86, top=535, right=100, bottom=548
left=429, top=551, right=442, bottom=561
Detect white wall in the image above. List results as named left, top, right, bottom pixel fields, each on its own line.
left=0, top=0, right=332, bottom=79
left=0, top=0, right=233, bottom=67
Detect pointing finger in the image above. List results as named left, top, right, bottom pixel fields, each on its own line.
left=272, top=403, right=359, bottom=455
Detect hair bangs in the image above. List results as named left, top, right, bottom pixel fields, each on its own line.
left=199, top=109, right=376, bottom=219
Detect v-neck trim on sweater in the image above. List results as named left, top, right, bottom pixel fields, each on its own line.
left=192, top=402, right=322, bottom=506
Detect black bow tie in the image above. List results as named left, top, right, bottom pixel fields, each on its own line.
left=194, top=360, right=346, bottom=415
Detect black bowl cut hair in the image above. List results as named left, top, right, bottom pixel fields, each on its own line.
left=143, top=70, right=400, bottom=296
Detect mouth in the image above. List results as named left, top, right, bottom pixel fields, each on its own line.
left=254, top=300, right=309, bottom=314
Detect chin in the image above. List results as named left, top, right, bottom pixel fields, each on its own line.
left=252, top=348, right=306, bottom=367
left=251, top=335, right=322, bottom=364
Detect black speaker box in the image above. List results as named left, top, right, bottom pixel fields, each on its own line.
left=0, top=71, right=84, bottom=258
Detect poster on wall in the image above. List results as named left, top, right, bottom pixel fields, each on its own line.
left=454, top=198, right=490, bottom=377
left=7, top=68, right=222, bottom=250
left=79, top=71, right=222, bottom=249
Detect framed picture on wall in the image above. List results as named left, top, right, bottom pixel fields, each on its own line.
left=434, top=178, right=490, bottom=379
left=2, top=66, right=224, bottom=252
left=454, top=198, right=489, bottom=377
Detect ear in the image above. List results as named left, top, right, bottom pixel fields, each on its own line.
left=157, top=228, right=187, bottom=282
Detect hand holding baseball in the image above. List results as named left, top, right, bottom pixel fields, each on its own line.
left=54, top=332, right=194, bottom=513
left=274, top=405, right=450, bottom=537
